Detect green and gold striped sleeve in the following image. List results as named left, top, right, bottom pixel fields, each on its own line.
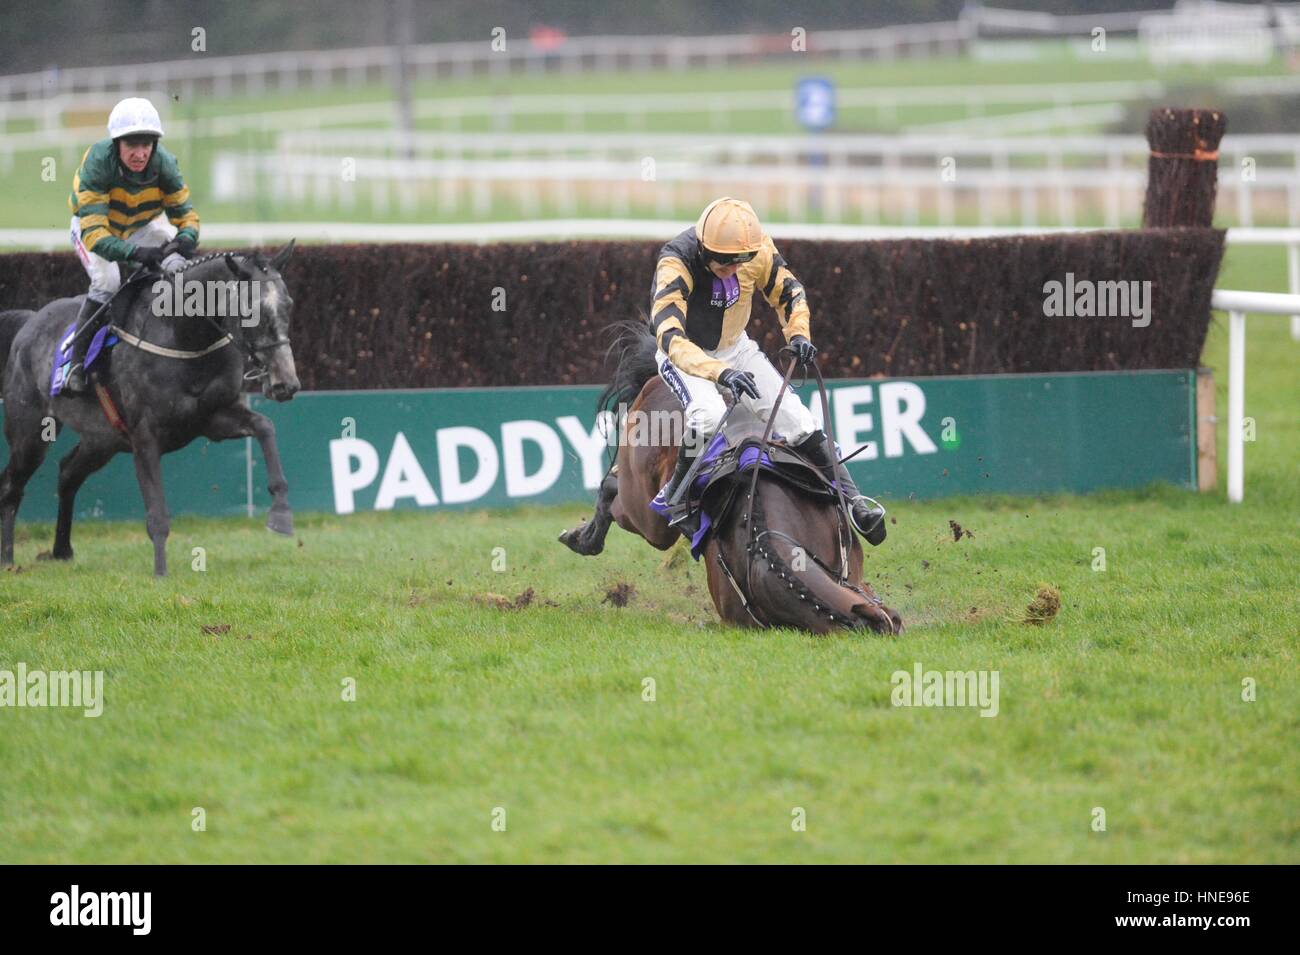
left=68, top=151, right=132, bottom=261
left=757, top=236, right=810, bottom=342
left=650, top=256, right=726, bottom=381
left=160, top=158, right=199, bottom=242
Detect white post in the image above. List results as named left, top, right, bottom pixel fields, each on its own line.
left=1289, top=242, right=1300, bottom=341
left=1227, top=310, right=1245, bottom=504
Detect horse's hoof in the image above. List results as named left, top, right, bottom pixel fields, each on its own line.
left=266, top=509, right=294, bottom=536
left=558, top=525, right=601, bottom=557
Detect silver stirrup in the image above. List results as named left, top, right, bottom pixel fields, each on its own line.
left=848, top=494, right=886, bottom=536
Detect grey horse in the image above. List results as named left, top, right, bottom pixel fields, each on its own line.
left=0, top=244, right=300, bottom=576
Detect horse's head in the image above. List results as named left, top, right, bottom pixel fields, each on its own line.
left=224, top=241, right=299, bottom=402
left=717, top=474, right=903, bottom=636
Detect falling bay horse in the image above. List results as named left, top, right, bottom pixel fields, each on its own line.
left=560, top=323, right=902, bottom=635
left=0, top=245, right=300, bottom=576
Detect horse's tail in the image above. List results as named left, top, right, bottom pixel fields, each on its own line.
left=597, top=319, right=659, bottom=416
left=0, top=309, right=34, bottom=377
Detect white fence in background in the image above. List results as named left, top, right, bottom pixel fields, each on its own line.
left=0, top=22, right=980, bottom=103
left=6, top=70, right=1299, bottom=162
left=209, top=135, right=1300, bottom=228
left=1210, top=288, right=1300, bottom=502
left=0, top=4, right=1186, bottom=103
left=4, top=2, right=1299, bottom=103
left=6, top=68, right=1300, bottom=165
left=1143, top=0, right=1300, bottom=64
left=0, top=77, right=1185, bottom=139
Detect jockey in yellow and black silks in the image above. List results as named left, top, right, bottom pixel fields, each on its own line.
left=650, top=197, right=884, bottom=542
left=64, top=97, right=200, bottom=392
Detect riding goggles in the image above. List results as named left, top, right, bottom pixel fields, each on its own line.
left=702, top=247, right=759, bottom=265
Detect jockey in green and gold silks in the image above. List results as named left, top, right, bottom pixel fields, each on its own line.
left=63, top=96, right=200, bottom=392
left=649, top=197, right=885, bottom=544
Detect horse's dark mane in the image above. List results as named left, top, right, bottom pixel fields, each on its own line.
left=597, top=319, right=658, bottom=415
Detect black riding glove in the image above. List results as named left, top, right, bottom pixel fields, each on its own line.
left=129, top=245, right=165, bottom=268
left=718, top=368, right=760, bottom=402
left=163, top=234, right=198, bottom=259
left=789, top=335, right=817, bottom=366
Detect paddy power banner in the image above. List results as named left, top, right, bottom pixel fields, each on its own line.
left=1, top=370, right=1197, bottom=523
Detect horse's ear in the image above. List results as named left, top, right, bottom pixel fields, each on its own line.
left=270, top=238, right=295, bottom=271
left=224, top=253, right=254, bottom=280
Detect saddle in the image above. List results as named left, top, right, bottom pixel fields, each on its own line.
left=49, top=280, right=149, bottom=397
left=650, top=429, right=836, bottom=560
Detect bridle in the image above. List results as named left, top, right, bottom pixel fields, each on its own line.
left=193, top=307, right=290, bottom=382
left=217, top=253, right=292, bottom=381
left=110, top=254, right=290, bottom=381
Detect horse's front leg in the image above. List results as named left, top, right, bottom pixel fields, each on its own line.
left=559, top=467, right=619, bottom=556
left=129, top=426, right=170, bottom=577
left=204, top=403, right=293, bottom=535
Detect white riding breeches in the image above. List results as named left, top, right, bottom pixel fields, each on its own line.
left=656, top=333, right=817, bottom=446
left=70, top=213, right=177, bottom=301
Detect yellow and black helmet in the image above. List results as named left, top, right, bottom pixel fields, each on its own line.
left=696, top=197, right=764, bottom=264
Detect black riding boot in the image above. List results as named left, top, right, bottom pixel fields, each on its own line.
left=661, top=440, right=695, bottom=507
left=63, top=295, right=109, bottom=394
left=793, top=430, right=887, bottom=546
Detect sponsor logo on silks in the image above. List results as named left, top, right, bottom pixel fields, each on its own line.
left=890, top=662, right=1000, bottom=718
left=326, top=382, right=939, bottom=515
left=50, top=885, right=151, bottom=935
left=710, top=273, right=741, bottom=309
left=659, top=358, right=692, bottom=408
left=1042, top=272, right=1153, bottom=328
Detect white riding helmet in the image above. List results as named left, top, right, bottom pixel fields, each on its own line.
left=107, top=97, right=164, bottom=140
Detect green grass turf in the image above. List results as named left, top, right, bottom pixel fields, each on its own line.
left=0, top=241, right=1295, bottom=864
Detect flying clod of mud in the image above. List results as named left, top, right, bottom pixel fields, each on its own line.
left=949, top=519, right=974, bottom=542
left=659, top=539, right=691, bottom=572
left=1021, top=585, right=1061, bottom=625
left=602, top=582, right=636, bottom=607
left=474, top=587, right=536, bottom=610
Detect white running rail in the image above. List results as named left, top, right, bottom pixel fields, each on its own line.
left=1210, top=288, right=1300, bottom=503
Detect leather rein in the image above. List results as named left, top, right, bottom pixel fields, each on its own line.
left=108, top=260, right=287, bottom=380
left=711, top=350, right=884, bottom=630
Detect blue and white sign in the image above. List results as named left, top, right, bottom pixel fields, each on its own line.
left=795, top=76, right=836, bottom=131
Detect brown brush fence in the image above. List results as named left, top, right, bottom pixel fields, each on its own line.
left=0, top=227, right=1224, bottom=389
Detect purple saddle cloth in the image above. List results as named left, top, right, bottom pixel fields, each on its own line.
left=50, top=321, right=119, bottom=396
left=650, top=431, right=781, bottom=559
